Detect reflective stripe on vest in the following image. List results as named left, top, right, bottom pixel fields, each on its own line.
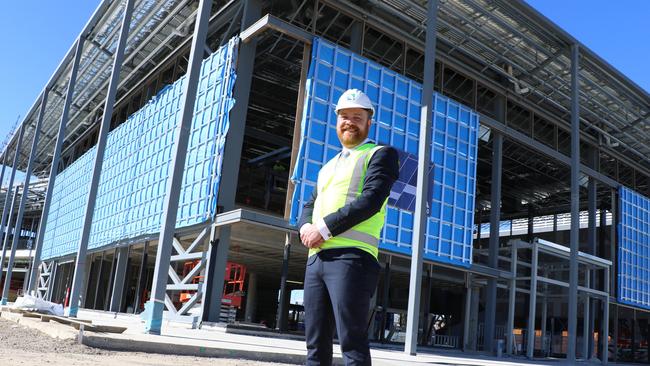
left=311, top=143, right=386, bottom=259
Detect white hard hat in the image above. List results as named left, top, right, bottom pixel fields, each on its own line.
left=335, top=89, right=375, bottom=117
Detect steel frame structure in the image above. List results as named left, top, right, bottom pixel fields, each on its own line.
left=0, top=1, right=648, bottom=364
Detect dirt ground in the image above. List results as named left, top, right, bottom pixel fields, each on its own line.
left=0, top=318, right=295, bottom=366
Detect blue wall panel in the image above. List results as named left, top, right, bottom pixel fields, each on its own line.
left=290, top=38, right=479, bottom=267
left=41, top=37, right=239, bottom=260
left=618, top=186, right=650, bottom=309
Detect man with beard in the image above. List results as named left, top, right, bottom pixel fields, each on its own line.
left=299, top=89, right=399, bottom=365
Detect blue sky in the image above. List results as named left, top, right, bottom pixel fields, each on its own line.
left=0, top=1, right=648, bottom=183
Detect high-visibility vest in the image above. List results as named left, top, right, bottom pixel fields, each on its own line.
left=311, top=143, right=386, bottom=259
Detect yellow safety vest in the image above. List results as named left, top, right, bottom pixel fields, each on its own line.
left=311, top=143, right=387, bottom=259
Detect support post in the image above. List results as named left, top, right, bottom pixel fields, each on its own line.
left=198, top=0, right=261, bottom=325
left=486, top=131, right=503, bottom=353
left=602, top=267, right=609, bottom=365
left=244, top=272, right=257, bottom=322
left=133, top=242, right=149, bottom=313
left=92, top=251, right=105, bottom=310
left=277, top=234, right=291, bottom=331
left=0, top=124, right=26, bottom=282
left=110, top=246, right=129, bottom=312
left=405, top=0, right=437, bottom=356
left=541, top=284, right=548, bottom=357
left=0, top=186, right=21, bottom=286
left=380, top=259, right=391, bottom=342
left=506, top=242, right=518, bottom=354
left=463, top=273, right=472, bottom=351
left=143, top=0, right=215, bottom=333
left=526, top=242, right=538, bottom=359
left=66, top=0, right=135, bottom=317
left=587, top=149, right=598, bottom=359
left=583, top=270, right=590, bottom=360
left=567, top=43, right=580, bottom=363
left=2, top=91, right=48, bottom=305
left=28, top=37, right=85, bottom=295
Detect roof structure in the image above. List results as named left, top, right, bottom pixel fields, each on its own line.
left=1, top=0, right=648, bottom=184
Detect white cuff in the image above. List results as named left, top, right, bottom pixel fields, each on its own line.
left=316, top=219, right=333, bottom=240
left=299, top=223, right=310, bottom=235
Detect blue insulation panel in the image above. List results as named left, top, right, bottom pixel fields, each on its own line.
left=290, top=38, right=479, bottom=267
left=618, top=186, right=650, bottom=309
left=41, top=37, right=239, bottom=260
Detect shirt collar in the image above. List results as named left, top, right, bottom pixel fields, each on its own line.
left=341, top=138, right=371, bottom=155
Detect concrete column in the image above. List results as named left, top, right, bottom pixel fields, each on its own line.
left=110, top=246, right=129, bottom=312
left=199, top=0, right=261, bottom=325
left=28, top=37, right=85, bottom=295
left=485, top=131, right=504, bottom=353
left=405, top=0, right=438, bottom=356
left=244, top=272, right=257, bottom=323
left=567, top=43, right=580, bottom=363
left=66, top=0, right=135, bottom=318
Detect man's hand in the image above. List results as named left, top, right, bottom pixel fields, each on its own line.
left=300, top=223, right=325, bottom=249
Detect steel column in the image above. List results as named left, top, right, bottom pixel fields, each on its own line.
left=541, top=285, right=548, bottom=356
left=66, top=0, right=135, bottom=318
left=110, top=246, right=129, bottom=312
left=1, top=91, right=48, bottom=305
left=92, top=251, right=105, bottom=310
left=405, top=0, right=437, bottom=355
left=0, top=124, right=26, bottom=282
left=379, top=259, right=391, bottom=342
left=602, top=268, right=609, bottom=365
left=506, top=242, right=518, bottom=354
left=0, top=188, right=21, bottom=286
left=582, top=271, right=590, bottom=360
left=133, top=241, right=149, bottom=314
left=198, top=0, right=261, bottom=324
left=276, top=234, right=291, bottom=331
left=567, top=43, right=580, bottom=362
left=526, top=242, right=538, bottom=359
left=486, top=130, right=503, bottom=353
left=244, top=272, right=257, bottom=322
left=463, top=273, right=472, bottom=351
left=587, top=150, right=597, bottom=359
left=144, top=0, right=220, bottom=332
left=27, top=37, right=85, bottom=295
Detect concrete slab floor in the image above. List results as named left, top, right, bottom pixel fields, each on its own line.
left=3, top=307, right=617, bottom=365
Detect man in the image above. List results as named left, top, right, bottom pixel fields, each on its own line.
left=299, top=89, right=399, bottom=365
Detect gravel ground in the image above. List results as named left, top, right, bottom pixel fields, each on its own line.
left=0, top=318, right=295, bottom=366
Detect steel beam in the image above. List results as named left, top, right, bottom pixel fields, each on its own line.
left=1, top=90, right=48, bottom=305
left=567, top=43, right=580, bottom=363
left=405, top=0, right=437, bottom=356
left=144, top=0, right=217, bottom=333
left=66, top=0, right=135, bottom=318
left=199, top=0, right=261, bottom=325
left=485, top=127, right=503, bottom=353
left=27, top=37, right=86, bottom=295
left=0, top=123, right=26, bottom=283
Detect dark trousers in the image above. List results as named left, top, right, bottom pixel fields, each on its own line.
left=304, top=248, right=380, bottom=366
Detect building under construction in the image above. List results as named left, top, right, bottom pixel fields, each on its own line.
left=0, top=0, right=649, bottom=364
